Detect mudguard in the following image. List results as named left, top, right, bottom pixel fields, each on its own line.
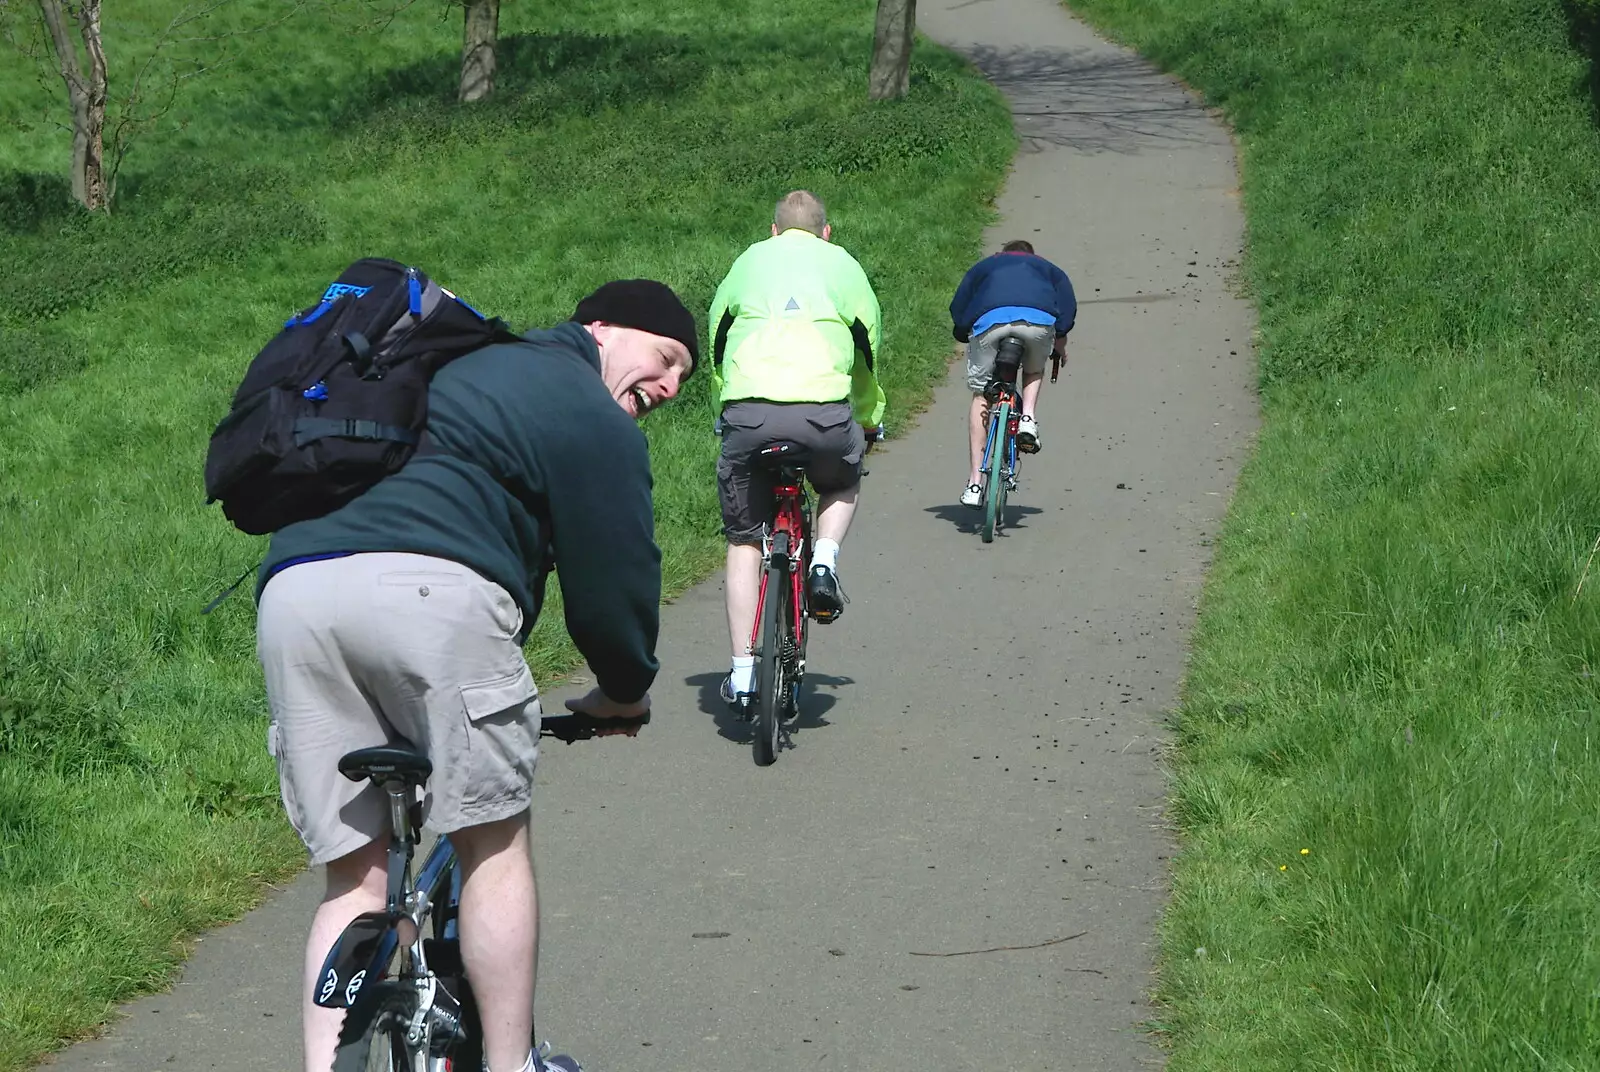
left=312, top=911, right=399, bottom=1009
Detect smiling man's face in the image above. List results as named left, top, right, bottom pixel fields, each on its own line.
left=586, top=323, right=694, bottom=420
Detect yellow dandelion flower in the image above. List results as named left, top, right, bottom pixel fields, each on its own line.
left=1300, top=848, right=1311, bottom=855
left=1279, top=865, right=1287, bottom=871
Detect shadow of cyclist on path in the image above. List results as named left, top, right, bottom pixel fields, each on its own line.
left=684, top=670, right=852, bottom=745
left=923, top=502, right=1044, bottom=536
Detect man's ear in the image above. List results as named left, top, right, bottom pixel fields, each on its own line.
left=822, top=223, right=833, bottom=242
left=770, top=223, right=780, bottom=237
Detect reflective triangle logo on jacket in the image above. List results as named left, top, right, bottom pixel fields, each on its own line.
left=784, top=297, right=800, bottom=311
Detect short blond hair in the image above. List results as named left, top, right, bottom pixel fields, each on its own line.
left=773, top=190, right=827, bottom=236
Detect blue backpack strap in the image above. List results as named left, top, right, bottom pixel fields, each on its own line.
left=286, top=300, right=334, bottom=328
left=406, top=268, right=423, bottom=317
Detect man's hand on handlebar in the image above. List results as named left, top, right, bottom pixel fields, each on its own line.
left=1050, top=338, right=1068, bottom=382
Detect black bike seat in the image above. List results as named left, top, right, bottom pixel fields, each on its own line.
left=338, top=745, right=433, bottom=785
left=755, top=441, right=811, bottom=469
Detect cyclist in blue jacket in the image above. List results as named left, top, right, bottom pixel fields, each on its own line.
left=948, top=240, right=1077, bottom=506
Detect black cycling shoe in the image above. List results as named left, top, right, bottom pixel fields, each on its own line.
left=720, top=675, right=753, bottom=718
left=807, top=565, right=845, bottom=623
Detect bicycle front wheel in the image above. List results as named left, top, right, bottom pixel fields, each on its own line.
left=333, top=983, right=418, bottom=1072
left=982, top=402, right=1011, bottom=544
left=753, top=558, right=788, bottom=766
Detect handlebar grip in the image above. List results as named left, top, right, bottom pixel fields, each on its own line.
left=540, top=710, right=651, bottom=744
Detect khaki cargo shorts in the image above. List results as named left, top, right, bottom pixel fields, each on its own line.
left=256, top=552, right=540, bottom=865
left=965, top=320, right=1054, bottom=392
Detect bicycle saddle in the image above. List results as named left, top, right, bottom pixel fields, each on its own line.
left=755, top=441, right=811, bottom=469
left=338, top=745, right=433, bottom=785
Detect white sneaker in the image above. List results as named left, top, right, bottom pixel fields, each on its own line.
left=960, top=482, right=982, bottom=508
left=1016, top=415, right=1040, bottom=453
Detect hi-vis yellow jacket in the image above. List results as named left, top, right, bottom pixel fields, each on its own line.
left=708, top=229, right=886, bottom=429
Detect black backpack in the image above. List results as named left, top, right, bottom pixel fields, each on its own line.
left=203, top=258, right=518, bottom=535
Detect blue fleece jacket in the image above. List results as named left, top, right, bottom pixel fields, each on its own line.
left=949, top=252, right=1078, bottom=343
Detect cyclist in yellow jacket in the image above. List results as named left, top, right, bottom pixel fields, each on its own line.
left=709, top=189, right=885, bottom=709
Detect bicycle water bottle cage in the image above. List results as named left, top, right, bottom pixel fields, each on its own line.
left=313, top=911, right=400, bottom=1009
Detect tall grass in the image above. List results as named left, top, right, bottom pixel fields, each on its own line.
left=1062, top=0, right=1600, bottom=1065
left=0, top=1, right=1013, bottom=1065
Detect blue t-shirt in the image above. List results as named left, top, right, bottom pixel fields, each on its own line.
left=972, top=305, right=1055, bottom=338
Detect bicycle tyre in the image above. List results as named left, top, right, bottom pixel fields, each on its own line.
left=753, top=558, right=787, bottom=766
left=982, top=401, right=1011, bottom=544
left=782, top=505, right=811, bottom=725
left=332, top=982, right=415, bottom=1072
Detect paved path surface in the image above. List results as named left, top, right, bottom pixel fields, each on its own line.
left=43, top=1, right=1255, bottom=1069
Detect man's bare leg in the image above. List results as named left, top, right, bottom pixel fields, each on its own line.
left=968, top=393, right=989, bottom=486
left=726, top=541, right=762, bottom=659
left=1020, top=368, right=1045, bottom=420
left=303, top=840, right=388, bottom=1072
left=453, top=814, right=539, bottom=1072
left=815, top=483, right=858, bottom=545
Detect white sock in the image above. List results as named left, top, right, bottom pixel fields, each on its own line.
left=813, top=538, right=840, bottom=571
left=731, top=655, right=756, bottom=694
left=487, top=1052, right=536, bottom=1072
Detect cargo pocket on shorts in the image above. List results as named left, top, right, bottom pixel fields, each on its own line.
left=804, top=405, right=865, bottom=476
left=266, top=721, right=312, bottom=847
left=455, top=662, right=541, bottom=821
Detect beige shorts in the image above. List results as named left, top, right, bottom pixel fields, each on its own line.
left=965, top=320, right=1054, bottom=392
left=256, top=552, right=540, bottom=865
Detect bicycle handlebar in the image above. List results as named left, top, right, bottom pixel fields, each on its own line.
left=539, top=709, right=651, bottom=744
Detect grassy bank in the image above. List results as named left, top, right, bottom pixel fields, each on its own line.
left=1062, top=0, right=1600, bottom=1066
left=0, top=2, right=1012, bottom=1065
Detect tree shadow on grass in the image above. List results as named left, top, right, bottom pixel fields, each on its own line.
left=1564, top=1, right=1600, bottom=124
left=231, top=27, right=862, bottom=137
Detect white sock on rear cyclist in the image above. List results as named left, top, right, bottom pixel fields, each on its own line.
left=813, top=538, right=840, bottom=572
left=730, top=655, right=756, bottom=694
left=493, top=1051, right=535, bottom=1072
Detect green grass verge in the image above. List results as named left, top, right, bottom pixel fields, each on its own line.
left=1061, top=0, right=1600, bottom=1066
left=0, top=1, right=1013, bottom=1065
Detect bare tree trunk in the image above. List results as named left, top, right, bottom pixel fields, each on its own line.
left=458, top=0, right=499, bottom=103
left=38, top=0, right=109, bottom=210
left=868, top=0, right=916, bottom=101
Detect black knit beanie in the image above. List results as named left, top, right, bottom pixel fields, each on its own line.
left=571, top=279, right=699, bottom=372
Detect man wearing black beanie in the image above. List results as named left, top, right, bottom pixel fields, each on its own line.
left=255, top=277, right=695, bottom=1072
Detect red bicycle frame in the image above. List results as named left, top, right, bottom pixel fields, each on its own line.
left=747, top=474, right=810, bottom=656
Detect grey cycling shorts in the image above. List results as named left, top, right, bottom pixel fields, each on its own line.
left=256, top=553, right=540, bottom=865
left=717, top=400, right=866, bottom=545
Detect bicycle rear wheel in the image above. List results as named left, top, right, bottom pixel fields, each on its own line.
left=333, top=983, right=417, bottom=1072
left=982, top=402, right=1011, bottom=544
left=753, top=557, right=788, bottom=766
